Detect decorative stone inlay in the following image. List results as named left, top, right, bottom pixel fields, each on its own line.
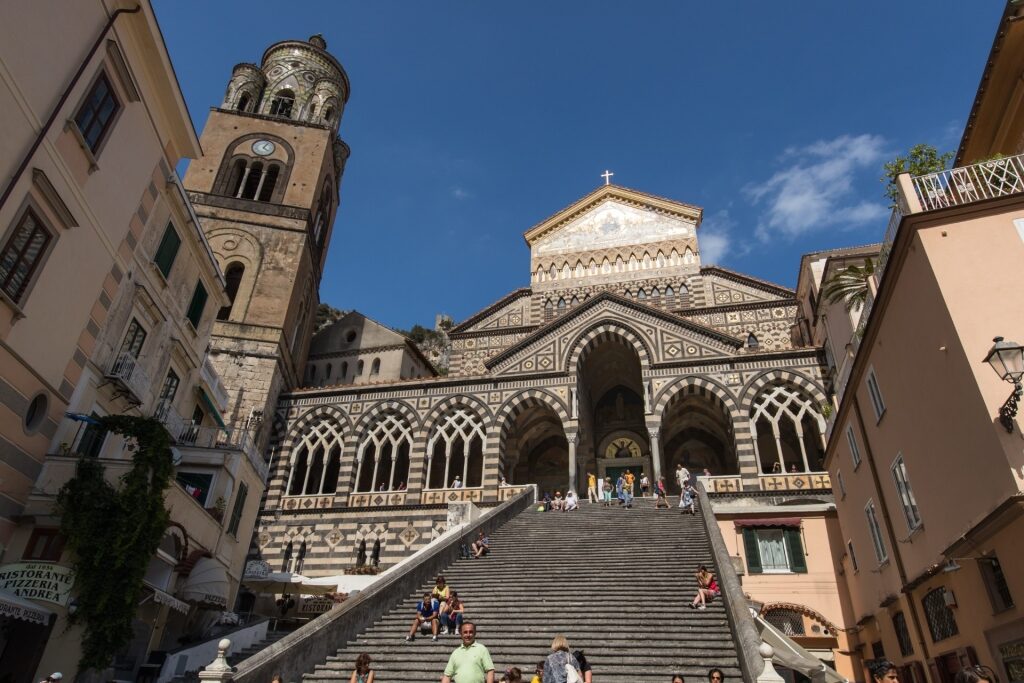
left=398, top=522, right=420, bottom=548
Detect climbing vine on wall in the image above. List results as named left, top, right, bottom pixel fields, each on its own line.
left=56, top=415, right=174, bottom=672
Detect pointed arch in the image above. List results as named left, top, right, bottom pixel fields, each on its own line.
left=426, top=405, right=487, bottom=489
left=565, top=321, right=653, bottom=374
left=283, top=411, right=347, bottom=496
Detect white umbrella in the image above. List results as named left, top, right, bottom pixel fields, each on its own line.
left=242, top=571, right=335, bottom=596
left=303, top=573, right=382, bottom=594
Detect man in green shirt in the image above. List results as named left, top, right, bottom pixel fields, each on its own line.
left=442, top=621, right=494, bottom=683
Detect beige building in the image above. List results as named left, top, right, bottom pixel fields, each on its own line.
left=825, top=4, right=1024, bottom=682
left=0, top=2, right=266, bottom=681
left=304, top=311, right=437, bottom=387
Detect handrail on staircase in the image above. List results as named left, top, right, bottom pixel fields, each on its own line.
left=695, top=482, right=764, bottom=683
left=224, top=488, right=538, bottom=683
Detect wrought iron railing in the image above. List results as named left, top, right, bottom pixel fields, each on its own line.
left=154, top=401, right=266, bottom=479
left=106, top=351, right=152, bottom=403
left=912, top=154, right=1024, bottom=211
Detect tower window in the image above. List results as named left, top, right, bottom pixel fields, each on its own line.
left=237, top=93, right=251, bottom=112
left=371, top=358, right=381, bottom=375
left=258, top=164, right=280, bottom=201
left=217, top=262, right=245, bottom=320
left=323, top=107, right=334, bottom=123
left=308, top=102, right=317, bottom=120
left=269, top=90, right=295, bottom=118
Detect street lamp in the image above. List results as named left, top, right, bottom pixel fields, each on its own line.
left=984, top=336, right=1024, bottom=432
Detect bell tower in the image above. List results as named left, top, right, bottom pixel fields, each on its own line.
left=183, top=34, right=350, bottom=447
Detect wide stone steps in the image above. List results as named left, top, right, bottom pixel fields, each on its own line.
left=290, top=498, right=742, bottom=683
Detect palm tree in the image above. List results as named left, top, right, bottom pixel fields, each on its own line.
left=821, top=259, right=875, bottom=312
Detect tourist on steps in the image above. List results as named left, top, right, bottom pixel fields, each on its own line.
left=624, top=469, right=635, bottom=496
left=708, top=668, right=725, bottom=683
left=640, top=471, right=651, bottom=497
left=573, top=650, right=593, bottom=683
left=869, top=661, right=899, bottom=683
left=551, top=491, right=565, bottom=511
left=621, top=479, right=634, bottom=509
left=586, top=472, right=598, bottom=503
left=444, top=590, right=466, bottom=634
left=691, top=565, right=721, bottom=610
left=564, top=490, right=579, bottom=511
left=543, top=635, right=582, bottom=683
left=672, top=674, right=686, bottom=683
left=615, top=474, right=625, bottom=504
left=531, top=661, right=545, bottom=683
left=655, top=476, right=670, bottom=508
left=471, top=530, right=490, bottom=558
left=406, top=591, right=440, bottom=641
left=432, top=575, right=450, bottom=629
left=680, top=481, right=697, bottom=515
left=602, top=477, right=613, bottom=506
left=501, top=667, right=524, bottom=683
left=349, top=653, right=374, bottom=683
left=676, top=463, right=691, bottom=491
left=442, top=621, right=495, bottom=683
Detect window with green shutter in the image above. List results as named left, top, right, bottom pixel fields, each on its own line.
left=742, top=526, right=807, bottom=574
left=153, top=223, right=181, bottom=277
left=784, top=527, right=807, bottom=573
left=227, top=482, right=248, bottom=537
left=186, top=281, right=208, bottom=328
left=743, top=528, right=762, bottom=574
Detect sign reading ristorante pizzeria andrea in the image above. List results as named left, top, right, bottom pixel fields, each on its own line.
left=0, top=562, right=75, bottom=606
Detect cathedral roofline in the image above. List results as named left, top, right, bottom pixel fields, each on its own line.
left=449, top=288, right=532, bottom=334
left=484, top=290, right=743, bottom=370
left=700, top=265, right=795, bottom=297
left=522, top=184, right=703, bottom=247
left=675, top=298, right=799, bottom=318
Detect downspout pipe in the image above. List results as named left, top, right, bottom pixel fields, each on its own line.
left=0, top=5, right=142, bottom=214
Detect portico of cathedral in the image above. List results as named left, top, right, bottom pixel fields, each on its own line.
left=255, top=183, right=833, bottom=572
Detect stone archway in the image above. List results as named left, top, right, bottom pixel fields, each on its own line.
left=576, top=331, right=650, bottom=492
left=660, top=384, right=739, bottom=491
left=500, top=400, right=569, bottom=496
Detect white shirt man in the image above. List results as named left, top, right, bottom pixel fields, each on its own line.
left=451, top=476, right=462, bottom=489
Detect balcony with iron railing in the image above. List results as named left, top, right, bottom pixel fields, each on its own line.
left=154, top=401, right=267, bottom=480
left=106, top=352, right=152, bottom=405
left=829, top=154, right=1024, bottom=418
left=200, top=355, right=229, bottom=413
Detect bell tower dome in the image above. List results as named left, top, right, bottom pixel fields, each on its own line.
left=183, top=34, right=351, bottom=448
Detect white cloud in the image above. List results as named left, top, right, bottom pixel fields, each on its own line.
left=451, top=186, right=471, bottom=200
left=698, top=209, right=736, bottom=265
left=745, top=134, right=890, bottom=240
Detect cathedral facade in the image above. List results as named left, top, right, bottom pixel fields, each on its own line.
left=179, top=34, right=833, bottom=577
left=259, top=184, right=832, bottom=572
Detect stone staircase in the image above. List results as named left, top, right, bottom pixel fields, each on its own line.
left=302, top=497, right=744, bottom=682
left=227, top=630, right=290, bottom=668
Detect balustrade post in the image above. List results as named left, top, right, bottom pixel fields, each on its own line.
left=198, top=639, right=234, bottom=683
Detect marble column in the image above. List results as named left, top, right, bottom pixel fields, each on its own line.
left=648, top=427, right=663, bottom=482
left=567, top=432, right=579, bottom=493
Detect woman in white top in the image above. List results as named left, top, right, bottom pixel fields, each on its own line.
left=564, top=490, right=579, bottom=511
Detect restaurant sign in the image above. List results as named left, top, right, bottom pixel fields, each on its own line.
left=0, top=562, right=75, bottom=606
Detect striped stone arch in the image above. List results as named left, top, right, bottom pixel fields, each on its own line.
left=760, top=602, right=838, bottom=635
left=422, top=394, right=494, bottom=430
left=653, top=375, right=741, bottom=419
left=740, top=369, right=828, bottom=412
left=353, top=399, right=422, bottom=440
left=282, top=405, right=352, bottom=451
left=566, top=320, right=653, bottom=374
left=494, top=389, right=571, bottom=441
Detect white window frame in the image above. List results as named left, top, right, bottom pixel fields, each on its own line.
left=846, top=426, right=862, bottom=469
left=754, top=528, right=795, bottom=574
left=891, top=453, right=922, bottom=531
left=865, top=498, right=888, bottom=564
left=866, top=368, right=886, bottom=421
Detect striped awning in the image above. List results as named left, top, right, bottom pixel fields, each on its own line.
left=198, top=389, right=227, bottom=430
left=734, top=518, right=802, bottom=528
left=0, top=588, right=53, bottom=626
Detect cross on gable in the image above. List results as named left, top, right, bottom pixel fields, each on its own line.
left=601, top=169, right=614, bottom=185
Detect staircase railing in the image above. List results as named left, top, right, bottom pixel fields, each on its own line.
left=227, top=488, right=537, bottom=683
left=695, top=483, right=763, bottom=683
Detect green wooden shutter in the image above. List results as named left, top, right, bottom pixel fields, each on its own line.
left=154, top=224, right=181, bottom=277
left=186, top=281, right=208, bottom=328
left=743, top=528, right=763, bottom=574
left=785, top=528, right=808, bottom=573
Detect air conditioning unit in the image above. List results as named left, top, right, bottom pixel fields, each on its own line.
left=943, top=588, right=957, bottom=608
left=731, top=555, right=745, bottom=576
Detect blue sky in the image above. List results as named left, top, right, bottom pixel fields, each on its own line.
left=155, top=1, right=1002, bottom=330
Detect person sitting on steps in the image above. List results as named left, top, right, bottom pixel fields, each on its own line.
left=432, top=575, right=451, bottom=630
left=551, top=491, right=565, bottom=511
left=564, top=490, right=579, bottom=511
left=691, top=565, right=721, bottom=610
left=444, top=590, right=466, bottom=635
left=406, top=591, right=440, bottom=641
left=471, top=530, right=490, bottom=558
